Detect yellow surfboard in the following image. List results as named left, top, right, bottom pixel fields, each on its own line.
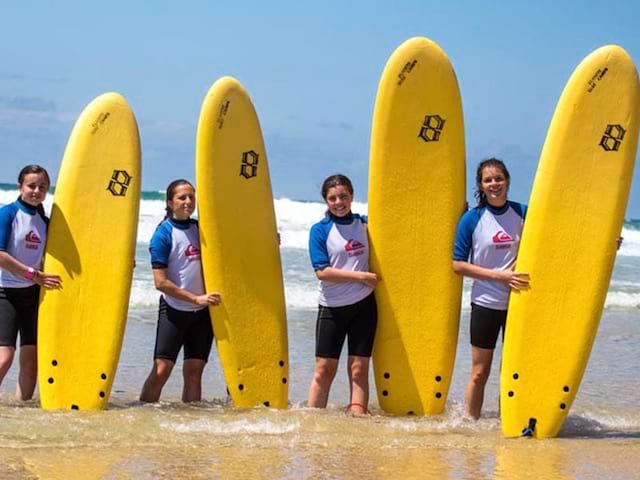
left=500, top=46, right=640, bottom=438
left=368, top=37, right=466, bottom=415
left=38, top=92, right=141, bottom=410
left=196, top=77, right=288, bottom=409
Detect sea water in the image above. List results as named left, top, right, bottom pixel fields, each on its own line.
left=0, top=186, right=638, bottom=479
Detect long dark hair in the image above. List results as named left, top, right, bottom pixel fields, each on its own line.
left=163, top=179, right=194, bottom=221
left=18, top=164, right=50, bottom=217
left=474, top=158, right=510, bottom=207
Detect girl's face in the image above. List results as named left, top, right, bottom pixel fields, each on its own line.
left=324, top=185, right=353, bottom=218
left=480, top=166, right=509, bottom=207
left=167, top=184, right=196, bottom=221
left=19, top=172, right=49, bottom=207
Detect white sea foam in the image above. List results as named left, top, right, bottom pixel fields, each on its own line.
left=618, top=227, right=640, bottom=257
left=605, top=291, right=640, bottom=310
left=137, top=213, right=164, bottom=244
left=161, top=418, right=300, bottom=435
left=129, top=279, right=161, bottom=309
left=385, top=409, right=499, bottom=433
left=284, top=283, right=319, bottom=310
left=609, top=279, right=640, bottom=288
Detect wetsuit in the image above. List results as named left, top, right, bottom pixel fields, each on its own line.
left=309, top=212, right=377, bottom=359
left=0, top=198, right=48, bottom=347
left=453, top=201, right=527, bottom=348
left=149, top=218, right=213, bottom=362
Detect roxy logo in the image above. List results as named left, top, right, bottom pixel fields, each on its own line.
left=25, top=231, right=41, bottom=249
left=492, top=231, right=513, bottom=244
left=345, top=239, right=365, bottom=257
left=185, top=245, right=200, bottom=259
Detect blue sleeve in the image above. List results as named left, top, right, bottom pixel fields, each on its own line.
left=149, top=222, right=172, bottom=269
left=453, top=208, right=482, bottom=261
left=360, top=214, right=368, bottom=224
left=309, top=221, right=331, bottom=271
left=510, top=201, right=527, bottom=221
left=0, top=204, right=18, bottom=251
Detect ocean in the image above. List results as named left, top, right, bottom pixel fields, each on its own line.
left=0, top=185, right=638, bottom=479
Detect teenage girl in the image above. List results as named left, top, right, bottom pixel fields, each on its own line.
left=307, top=174, right=379, bottom=415
left=140, top=179, right=221, bottom=403
left=0, top=165, right=61, bottom=400
left=452, top=158, right=529, bottom=419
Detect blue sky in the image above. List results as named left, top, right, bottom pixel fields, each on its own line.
left=1, top=1, right=639, bottom=216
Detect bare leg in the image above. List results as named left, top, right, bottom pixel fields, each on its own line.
left=346, top=355, right=370, bottom=414
left=16, top=345, right=37, bottom=400
left=464, top=346, right=494, bottom=419
left=0, top=346, right=15, bottom=388
left=140, top=359, right=175, bottom=403
left=182, top=359, right=206, bottom=402
left=307, top=357, right=338, bottom=408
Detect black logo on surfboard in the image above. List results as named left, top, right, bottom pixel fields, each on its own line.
left=240, top=151, right=259, bottom=179
left=397, top=59, right=418, bottom=86
left=418, top=115, right=445, bottom=142
left=91, top=112, right=111, bottom=134
left=107, top=170, right=132, bottom=196
left=587, top=68, right=608, bottom=93
left=599, top=124, right=625, bottom=152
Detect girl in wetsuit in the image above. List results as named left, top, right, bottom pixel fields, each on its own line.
left=307, top=174, right=380, bottom=415
left=452, top=158, right=530, bottom=419
left=140, top=179, right=221, bottom=403
left=0, top=165, right=61, bottom=400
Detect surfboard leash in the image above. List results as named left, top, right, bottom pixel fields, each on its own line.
left=521, top=417, right=537, bottom=437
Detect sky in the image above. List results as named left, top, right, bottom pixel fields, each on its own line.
left=1, top=1, right=640, bottom=217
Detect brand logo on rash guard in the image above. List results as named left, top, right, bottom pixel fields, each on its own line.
left=345, top=239, right=365, bottom=251
left=492, top=231, right=513, bottom=243
left=492, top=230, right=514, bottom=250
left=345, top=239, right=365, bottom=257
left=25, top=231, right=41, bottom=249
left=184, top=245, right=200, bottom=260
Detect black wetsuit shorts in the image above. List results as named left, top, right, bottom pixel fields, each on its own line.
left=0, top=285, right=40, bottom=347
left=315, top=293, right=378, bottom=359
left=470, top=302, right=507, bottom=349
left=154, top=296, right=214, bottom=363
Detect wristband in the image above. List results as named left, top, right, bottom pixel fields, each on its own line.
left=24, top=267, right=36, bottom=281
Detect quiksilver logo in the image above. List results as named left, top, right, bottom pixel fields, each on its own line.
left=345, top=239, right=365, bottom=251
left=492, top=231, right=513, bottom=243
left=345, top=239, right=365, bottom=257
left=25, top=230, right=41, bottom=250
left=25, top=231, right=41, bottom=244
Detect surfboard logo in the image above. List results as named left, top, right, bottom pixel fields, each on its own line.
left=397, top=59, right=418, bottom=86
left=492, top=230, right=513, bottom=243
left=25, top=230, right=42, bottom=249
left=185, top=245, right=200, bottom=259
left=216, top=100, right=230, bottom=129
left=418, top=114, right=445, bottom=142
left=90, top=112, right=110, bottom=134
left=587, top=67, right=608, bottom=93
left=107, top=170, right=132, bottom=196
left=240, top=150, right=259, bottom=179
left=599, top=124, right=626, bottom=152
